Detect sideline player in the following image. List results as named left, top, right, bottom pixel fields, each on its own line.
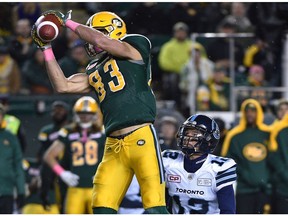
left=44, top=96, right=105, bottom=213
left=38, top=100, right=69, bottom=212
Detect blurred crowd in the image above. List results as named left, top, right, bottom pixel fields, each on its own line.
left=1, top=2, right=288, bottom=214
left=0, top=2, right=288, bottom=116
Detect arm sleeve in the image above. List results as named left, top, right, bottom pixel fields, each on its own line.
left=13, top=136, right=25, bottom=195
left=217, top=185, right=236, bottom=214
left=216, top=162, right=237, bottom=191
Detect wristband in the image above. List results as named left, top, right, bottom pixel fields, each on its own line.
left=43, top=48, right=55, bottom=61
left=52, top=164, right=65, bottom=176
left=66, top=20, right=80, bottom=32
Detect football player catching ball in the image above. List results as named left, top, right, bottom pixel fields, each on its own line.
left=31, top=10, right=168, bottom=214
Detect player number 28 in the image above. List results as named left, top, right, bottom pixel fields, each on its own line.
left=89, top=59, right=126, bottom=102
left=72, top=140, right=99, bottom=166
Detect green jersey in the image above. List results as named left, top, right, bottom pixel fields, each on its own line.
left=86, top=34, right=156, bottom=135
left=58, top=124, right=106, bottom=188
left=227, top=127, right=270, bottom=194
left=0, top=128, right=25, bottom=196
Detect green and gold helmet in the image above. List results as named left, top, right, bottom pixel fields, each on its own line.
left=84, top=11, right=126, bottom=57
left=86, top=11, right=126, bottom=40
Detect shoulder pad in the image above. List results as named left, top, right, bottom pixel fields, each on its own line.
left=122, top=34, right=152, bottom=49
left=209, top=155, right=236, bottom=172
left=121, top=34, right=152, bottom=59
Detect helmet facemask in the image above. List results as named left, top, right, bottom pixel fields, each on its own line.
left=177, top=115, right=220, bottom=157
left=84, top=42, right=107, bottom=59
left=74, top=112, right=97, bottom=129
left=84, top=28, right=108, bottom=59
left=177, top=126, right=207, bottom=156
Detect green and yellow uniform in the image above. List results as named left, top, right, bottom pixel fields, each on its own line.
left=22, top=158, right=59, bottom=214
left=58, top=124, right=105, bottom=214
left=86, top=35, right=156, bottom=135
left=87, top=34, right=166, bottom=211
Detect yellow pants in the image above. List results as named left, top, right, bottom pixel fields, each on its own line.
left=92, top=125, right=166, bottom=210
left=22, top=204, right=59, bottom=214
left=64, top=187, right=93, bottom=214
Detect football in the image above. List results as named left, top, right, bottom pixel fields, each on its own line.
left=36, top=14, right=62, bottom=42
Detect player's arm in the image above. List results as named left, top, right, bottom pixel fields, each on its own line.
left=43, top=139, right=79, bottom=187
left=43, top=139, right=65, bottom=169
left=31, top=20, right=91, bottom=94
left=215, top=158, right=237, bottom=213
left=46, top=10, right=141, bottom=61
left=44, top=62, right=91, bottom=94
left=73, top=25, right=142, bottom=60
left=217, top=185, right=236, bottom=214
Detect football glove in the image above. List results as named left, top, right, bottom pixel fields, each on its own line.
left=42, top=10, right=72, bottom=26
left=59, top=170, right=79, bottom=187
left=31, top=24, right=51, bottom=50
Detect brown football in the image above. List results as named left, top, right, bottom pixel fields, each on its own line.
left=36, top=14, right=62, bottom=42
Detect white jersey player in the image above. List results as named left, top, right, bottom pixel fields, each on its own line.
left=162, top=114, right=237, bottom=214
